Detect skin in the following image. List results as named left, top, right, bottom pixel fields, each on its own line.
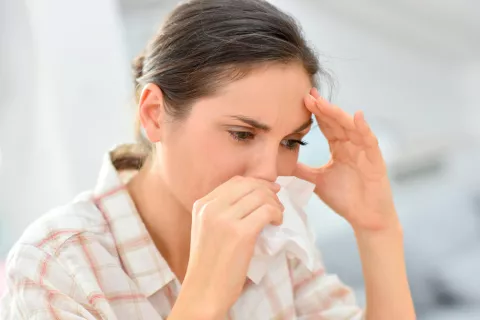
left=128, top=62, right=415, bottom=319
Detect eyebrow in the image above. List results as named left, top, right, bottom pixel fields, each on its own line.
left=229, top=115, right=313, bottom=134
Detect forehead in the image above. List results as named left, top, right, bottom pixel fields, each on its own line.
left=193, top=63, right=313, bottom=126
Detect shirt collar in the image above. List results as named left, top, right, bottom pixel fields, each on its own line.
left=93, top=150, right=176, bottom=297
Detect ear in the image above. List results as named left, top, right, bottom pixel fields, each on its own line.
left=138, top=83, right=166, bottom=143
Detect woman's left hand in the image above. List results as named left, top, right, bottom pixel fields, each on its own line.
left=294, top=88, right=398, bottom=232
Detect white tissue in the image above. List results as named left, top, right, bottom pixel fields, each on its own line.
left=247, top=176, right=317, bottom=284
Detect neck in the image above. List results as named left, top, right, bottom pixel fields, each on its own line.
left=127, top=159, right=192, bottom=281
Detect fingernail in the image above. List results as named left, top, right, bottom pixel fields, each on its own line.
left=359, top=110, right=366, bottom=121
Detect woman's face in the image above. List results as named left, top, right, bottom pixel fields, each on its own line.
left=157, top=63, right=313, bottom=211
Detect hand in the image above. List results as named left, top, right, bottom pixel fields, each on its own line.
left=294, top=88, right=398, bottom=232
left=172, top=176, right=284, bottom=320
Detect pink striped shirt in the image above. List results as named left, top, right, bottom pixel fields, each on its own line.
left=0, top=153, right=363, bottom=319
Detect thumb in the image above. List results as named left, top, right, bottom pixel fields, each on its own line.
left=293, top=162, right=318, bottom=184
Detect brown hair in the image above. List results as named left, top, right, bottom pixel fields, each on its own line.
left=112, top=0, right=328, bottom=171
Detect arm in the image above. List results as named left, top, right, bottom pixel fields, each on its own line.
left=167, top=294, right=221, bottom=320
left=290, top=223, right=414, bottom=320
left=295, top=90, right=416, bottom=319
left=355, top=220, right=415, bottom=320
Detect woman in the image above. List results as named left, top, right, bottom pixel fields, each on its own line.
left=0, top=0, right=415, bottom=319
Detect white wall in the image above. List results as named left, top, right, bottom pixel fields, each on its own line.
left=461, top=61, right=480, bottom=141
left=0, top=0, right=134, bottom=250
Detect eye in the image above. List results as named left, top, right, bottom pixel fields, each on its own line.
left=229, top=131, right=255, bottom=142
left=281, top=139, right=308, bottom=151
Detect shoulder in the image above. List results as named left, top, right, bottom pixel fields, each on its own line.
left=1, top=192, right=123, bottom=319
left=13, top=191, right=109, bottom=254
left=6, top=191, right=118, bottom=274
left=3, top=191, right=124, bottom=304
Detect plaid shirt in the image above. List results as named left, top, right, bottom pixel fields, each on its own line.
left=0, top=153, right=363, bottom=319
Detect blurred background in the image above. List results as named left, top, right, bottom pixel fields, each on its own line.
left=1, top=0, right=479, bottom=318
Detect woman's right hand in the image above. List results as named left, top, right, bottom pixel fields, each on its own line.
left=170, top=176, right=284, bottom=320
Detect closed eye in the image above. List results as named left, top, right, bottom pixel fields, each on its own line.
left=228, top=131, right=255, bottom=142
left=229, top=130, right=308, bottom=151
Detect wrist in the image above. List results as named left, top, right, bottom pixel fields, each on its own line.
left=352, top=209, right=403, bottom=237
left=353, top=217, right=404, bottom=255
left=353, top=218, right=405, bottom=262
left=354, top=220, right=402, bottom=237
left=170, top=279, right=225, bottom=320
left=170, top=296, right=223, bottom=320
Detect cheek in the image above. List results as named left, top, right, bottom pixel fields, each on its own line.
left=193, top=134, right=248, bottom=187
left=161, top=126, right=248, bottom=208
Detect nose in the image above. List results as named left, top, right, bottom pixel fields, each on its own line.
left=246, top=146, right=279, bottom=183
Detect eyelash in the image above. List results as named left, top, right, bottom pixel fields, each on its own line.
left=228, top=131, right=308, bottom=151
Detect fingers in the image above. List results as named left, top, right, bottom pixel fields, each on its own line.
left=241, top=203, right=284, bottom=235
left=192, top=177, right=283, bottom=231
left=305, top=88, right=385, bottom=168
left=306, top=88, right=379, bottom=148
left=354, top=111, right=377, bottom=148
left=194, top=176, right=280, bottom=213
left=304, top=94, right=345, bottom=141
left=293, top=162, right=317, bottom=184
left=228, top=187, right=284, bottom=221
left=354, top=111, right=383, bottom=164
left=310, top=88, right=355, bottom=132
